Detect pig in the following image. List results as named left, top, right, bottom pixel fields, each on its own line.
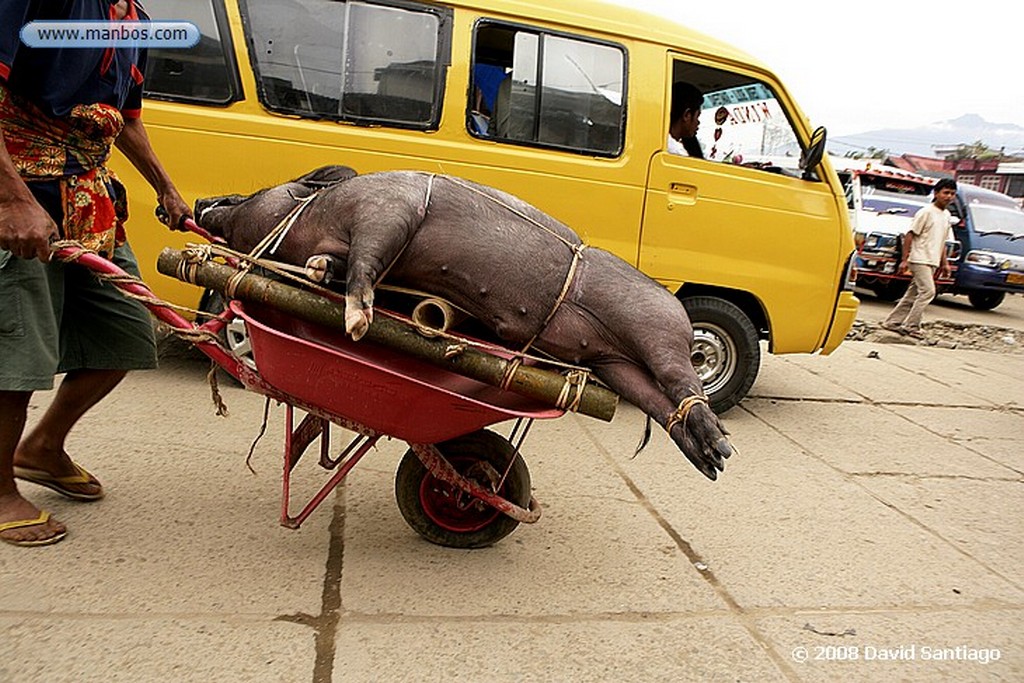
left=195, top=166, right=733, bottom=480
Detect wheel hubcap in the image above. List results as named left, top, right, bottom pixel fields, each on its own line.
left=420, top=456, right=502, bottom=533
left=691, top=323, right=737, bottom=395
left=225, top=319, right=257, bottom=368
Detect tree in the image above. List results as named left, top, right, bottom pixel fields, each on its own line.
left=946, top=140, right=1002, bottom=161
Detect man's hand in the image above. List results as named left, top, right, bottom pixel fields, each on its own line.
left=897, top=259, right=910, bottom=276
left=937, top=262, right=951, bottom=280
left=158, top=187, right=192, bottom=231
left=0, top=196, right=59, bottom=261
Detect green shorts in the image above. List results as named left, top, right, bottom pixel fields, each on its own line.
left=0, top=242, right=158, bottom=392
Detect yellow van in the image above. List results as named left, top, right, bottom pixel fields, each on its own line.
left=112, top=0, right=859, bottom=412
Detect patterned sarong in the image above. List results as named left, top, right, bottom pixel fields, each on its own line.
left=0, top=84, right=128, bottom=257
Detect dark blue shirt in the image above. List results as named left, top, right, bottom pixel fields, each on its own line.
left=0, top=0, right=148, bottom=119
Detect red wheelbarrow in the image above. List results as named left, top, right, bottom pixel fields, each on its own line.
left=55, top=240, right=614, bottom=548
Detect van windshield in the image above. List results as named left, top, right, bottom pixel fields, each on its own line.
left=857, top=173, right=932, bottom=217
left=861, top=194, right=929, bottom=216
left=970, top=203, right=1024, bottom=238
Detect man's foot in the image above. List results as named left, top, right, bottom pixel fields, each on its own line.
left=880, top=321, right=903, bottom=333
left=13, top=447, right=103, bottom=501
left=901, top=327, right=926, bottom=340
left=0, top=494, right=67, bottom=546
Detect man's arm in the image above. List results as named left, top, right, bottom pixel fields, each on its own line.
left=898, top=230, right=914, bottom=275
left=0, top=125, right=57, bottom=261
left=937, top=218, right=952, bottom=279
left=114, top=117, right=191, bottom=230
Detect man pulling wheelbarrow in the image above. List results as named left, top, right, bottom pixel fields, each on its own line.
left=0, top=0, right=190, bottom=547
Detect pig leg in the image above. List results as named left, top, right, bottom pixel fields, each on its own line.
left=591, top=359, right=730, bottom=481
left=342, top=203, right=424, bottom=339
left=633, top=343, right=734, bottom=480
left=304, top=254, right=335, bottom=284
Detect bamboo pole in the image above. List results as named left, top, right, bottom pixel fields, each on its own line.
left=158, top=249, right=618, bottom=422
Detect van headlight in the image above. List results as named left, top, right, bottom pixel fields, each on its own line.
left=861, top=233, right=897, bottom=254
left=965, top=251, right=998, bottom=267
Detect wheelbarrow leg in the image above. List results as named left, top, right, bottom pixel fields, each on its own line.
left=281, top=405, right=381, bottom=529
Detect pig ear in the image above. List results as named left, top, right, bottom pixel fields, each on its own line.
left=294, top=165, right=358, bottom=190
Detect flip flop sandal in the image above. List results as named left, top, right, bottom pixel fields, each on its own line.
left=13, top=462, right=105, bottom=501
left=0, top=510, right=68, bottom=547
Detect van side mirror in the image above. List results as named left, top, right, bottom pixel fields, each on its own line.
left=800, top=126, right=827, bottom=180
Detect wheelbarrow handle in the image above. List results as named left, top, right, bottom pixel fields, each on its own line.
left=155, top=205, right=225, bottom=245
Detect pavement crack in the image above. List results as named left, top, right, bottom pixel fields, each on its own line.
left=850, top=471, right=1022, bottom=483
left=741, top=404, right=1024, bottom=594
left=274, top=612, right=318, bottom=628
left=308, top=484, right=346, bottom=683
left=572, top=414, right=804, bottom=683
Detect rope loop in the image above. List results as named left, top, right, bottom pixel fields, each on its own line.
left=500, top=357, right=523, bottom=391
left=444, top=343, right=468, bottom=359
left=555, top=369, right=589, bottom=412
left=665, top=394, right=708, bottom=434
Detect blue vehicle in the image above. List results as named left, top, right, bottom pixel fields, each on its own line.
left=947, top=184, right=1024, bottom=310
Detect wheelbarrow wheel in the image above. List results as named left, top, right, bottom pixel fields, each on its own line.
left=395, top=430, right=531, bottom=549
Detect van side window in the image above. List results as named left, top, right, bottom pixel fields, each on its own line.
left=471, top=22, right=625, bottom=156
left=240, top=0, right=451, bottom=129
left=669, top=60, right=801, bottom=174
left=142, top=0, right=240, bottom=104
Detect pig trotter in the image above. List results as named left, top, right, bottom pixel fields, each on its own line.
left=345, top=293, right=374, bottom=340
left=304, top=254, right=335, bottom=283
left=667, top=397, right=733, bottom=481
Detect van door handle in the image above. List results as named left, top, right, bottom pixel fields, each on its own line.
left=668, top=182, right=698, bottom=206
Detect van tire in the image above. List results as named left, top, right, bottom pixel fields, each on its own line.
left=967, top=290, right=1005, bottom=311
left=681, top=296, right=760, bottom=414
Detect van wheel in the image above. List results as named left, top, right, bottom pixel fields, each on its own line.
left=681, top=297, right=760, bottom=414
left=967, top=290, right=1005, bottom=311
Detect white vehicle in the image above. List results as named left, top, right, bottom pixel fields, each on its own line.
left=834, top=160, right=958, bottom=300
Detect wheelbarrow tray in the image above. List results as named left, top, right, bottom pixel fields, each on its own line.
left=234, top=301, right=563, bottom=444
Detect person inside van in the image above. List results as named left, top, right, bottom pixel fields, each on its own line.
left=470, top=63, right=508, bottom=136
left=667, top=81, right=705, bottom=158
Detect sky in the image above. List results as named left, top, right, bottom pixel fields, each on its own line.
left=613, top=0, right=1021, bottom=137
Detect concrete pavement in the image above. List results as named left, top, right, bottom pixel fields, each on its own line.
left=2, top=311, right=1022, bottom=681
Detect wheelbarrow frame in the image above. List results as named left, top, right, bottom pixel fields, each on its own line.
left=56, top=244, right=561, bottom=545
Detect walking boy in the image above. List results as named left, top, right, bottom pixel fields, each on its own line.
left=882, top=178, right=956, bottom=339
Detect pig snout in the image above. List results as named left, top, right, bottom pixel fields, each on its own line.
left=194, top=195, right=248, bottom=230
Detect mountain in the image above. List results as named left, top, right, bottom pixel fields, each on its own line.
left=829, top=114, right=1024, bottom=158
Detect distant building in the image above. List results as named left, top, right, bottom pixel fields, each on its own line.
left=996, top=162, right=1024, bottom=199
left=882, top=153, right=1024, bottom=204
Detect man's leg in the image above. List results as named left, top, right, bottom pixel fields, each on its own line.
left=883, top=278, right=919, bottom=328
left=16, top=241, right=156, bottom=496
left=13, top=368, right=126, bottom=497
left=900, top=264, right=937, bottom=332
left=0, top=391, right=67, bottom=544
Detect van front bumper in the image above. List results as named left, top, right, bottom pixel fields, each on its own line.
left=957, top=263, right=1024, bottom=294
left=821, top=291, right=859, bottom=355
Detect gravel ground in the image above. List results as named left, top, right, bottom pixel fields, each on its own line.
left=847, top=318, right=1024, bottom=353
